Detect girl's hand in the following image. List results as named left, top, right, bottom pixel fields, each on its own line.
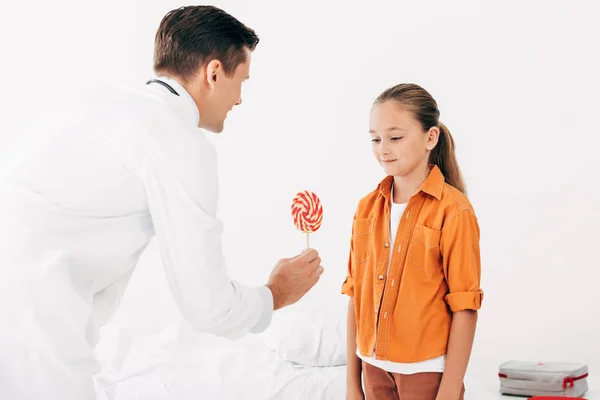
left=346, top=386, right=365, bottom=400
left=434, top=385, right=462, bottom=400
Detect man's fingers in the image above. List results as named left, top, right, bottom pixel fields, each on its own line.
left=296, top=248, right=319, bottom=263
left=310, top=265, right=324, bottom=278
left=301, top=257, right=321, bottom=275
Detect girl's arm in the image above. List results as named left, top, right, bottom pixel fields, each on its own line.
left=437, top=208, right=483, bottom=399
left=346, top=298, right=364, bottom=396
left=435, top=310, right=478, bottom=400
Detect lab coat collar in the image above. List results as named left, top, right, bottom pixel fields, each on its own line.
left=154, top=75, right=200, bottom=128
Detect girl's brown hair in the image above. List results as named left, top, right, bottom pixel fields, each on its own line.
left=375, top=83, right=466, bottom=194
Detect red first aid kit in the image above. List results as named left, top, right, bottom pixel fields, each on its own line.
left=498, top=361, right=589, bottom=398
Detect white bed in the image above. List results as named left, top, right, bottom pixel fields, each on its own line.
left=95, top=324, right=345, bottom=400
left=93, top=249, right=350, bottom=400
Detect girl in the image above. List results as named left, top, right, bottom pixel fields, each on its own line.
left=342, top=83, right=483, bottom=400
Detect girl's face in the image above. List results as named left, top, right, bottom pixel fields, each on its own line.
left=369, top=101, right=439, bottom=178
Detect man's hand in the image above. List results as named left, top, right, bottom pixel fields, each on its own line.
left=266, top=248, right=323, bottom=310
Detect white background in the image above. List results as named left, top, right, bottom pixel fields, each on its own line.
left=1, top=0, right=599, bottom=395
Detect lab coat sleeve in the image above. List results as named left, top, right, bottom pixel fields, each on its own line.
left=142, top=131, right=273, bottom=340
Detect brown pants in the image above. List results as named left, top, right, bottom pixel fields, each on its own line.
left=362, top=361, right=465, bottom=400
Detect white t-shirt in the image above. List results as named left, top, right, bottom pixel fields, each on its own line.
left=358, top=187, right=445, bottom=374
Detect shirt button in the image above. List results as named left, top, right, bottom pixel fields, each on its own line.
left=384, top=242, right=389, bottom=248
left=378, top=275, right=384, bottom=280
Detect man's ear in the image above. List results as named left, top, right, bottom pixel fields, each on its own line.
left=205, top=59, right=222, bottom=89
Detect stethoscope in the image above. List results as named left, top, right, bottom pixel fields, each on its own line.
left=146, top=79, right=179, bottom=96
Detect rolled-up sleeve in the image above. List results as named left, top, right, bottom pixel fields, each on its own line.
left=440, top=208, right=484, bottom=312
left=143, top=129, right=271, bottom=340
left=341, top=271, right=355, bottom=297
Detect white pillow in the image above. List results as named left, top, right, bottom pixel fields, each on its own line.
left=260, top=290, right=348, bottom=367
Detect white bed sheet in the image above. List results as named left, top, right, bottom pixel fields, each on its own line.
left=96, top=323, right=346, bottom=400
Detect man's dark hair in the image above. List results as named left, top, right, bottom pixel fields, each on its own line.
left=154, top=6, right=259, bottom=81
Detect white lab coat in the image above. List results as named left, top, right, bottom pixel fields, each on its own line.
left=0, top=77, right=273, bottom=400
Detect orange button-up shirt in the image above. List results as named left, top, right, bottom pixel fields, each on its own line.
left=341, top=165, right=483, bottom=363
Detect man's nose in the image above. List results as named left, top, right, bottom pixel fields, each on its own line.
left=236, top=97, right=242, bottom=106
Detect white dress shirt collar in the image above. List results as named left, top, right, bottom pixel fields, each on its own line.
left=154, top=75, right=200, bottom=128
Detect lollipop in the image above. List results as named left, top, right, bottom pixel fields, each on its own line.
left=291, top=190, right=323, bottom=248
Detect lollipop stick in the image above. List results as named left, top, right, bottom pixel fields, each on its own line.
left=306, top=232, right=310, bottom=249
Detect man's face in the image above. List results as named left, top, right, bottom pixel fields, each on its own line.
left=199, top=48, right=251, bottom=133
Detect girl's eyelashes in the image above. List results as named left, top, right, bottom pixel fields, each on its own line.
left=370, top=137, right=403, bottom=143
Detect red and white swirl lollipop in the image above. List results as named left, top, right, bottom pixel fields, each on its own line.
left=291, top=190, right=323, bottom=248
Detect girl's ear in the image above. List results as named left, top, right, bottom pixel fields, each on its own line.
left=425, top=127, right=440, bottom=151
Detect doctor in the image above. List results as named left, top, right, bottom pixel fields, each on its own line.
left=0, top=5, right=323, bottom=400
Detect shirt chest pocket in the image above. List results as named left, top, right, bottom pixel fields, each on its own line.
left=352, top=217, right=375, bottom=264
left=407, top=224, right=442, bottom=272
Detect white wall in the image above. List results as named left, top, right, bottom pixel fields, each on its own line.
left=2, top=0, right=599, bottom=391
